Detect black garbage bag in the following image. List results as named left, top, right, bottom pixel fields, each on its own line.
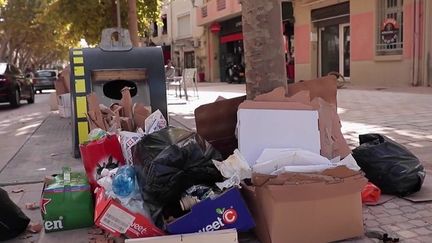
left=352, top=134, right=425, bottom=196
left=0, top=187, right=30, bottom=241
left=132, top=127, right=223, bottom=223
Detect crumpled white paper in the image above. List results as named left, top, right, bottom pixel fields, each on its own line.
left=253, top=148, right=360, bottom=175
left=213, top=149, right=252, bottom=190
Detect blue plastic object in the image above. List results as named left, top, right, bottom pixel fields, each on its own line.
left=112, top=166, right=136, bottom=197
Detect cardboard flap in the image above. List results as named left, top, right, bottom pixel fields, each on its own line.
left=133, top=103, right=151, bottom=129
left=287, top=76, right=337, bottom=105
left=239, top=100, right=314, bottom=110
left=120, top=87, right=133, bottom=120
left=311, top=97, right=351, bottom=158
left=254, top=87, right=311, bottom=104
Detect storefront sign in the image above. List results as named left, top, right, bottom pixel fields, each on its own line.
left=381, top=18, right=400, bottom=44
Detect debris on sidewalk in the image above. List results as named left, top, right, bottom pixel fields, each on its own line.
left=36, top=75, right=432, bottom=242
left=353, top=133, right=425, bottom=196
left=11, top=188, right=24, bottom=193
left=27, top=222, right=43, bottom=233
left=25, top=202, right=40, bottom=210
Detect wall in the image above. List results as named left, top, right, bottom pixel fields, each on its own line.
left=293, top=0, right=420, bottom=86
left=196, top=0, right=242, bottom=26
left=350, top=0, right=413, bottom=86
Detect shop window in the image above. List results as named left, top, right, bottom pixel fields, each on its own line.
left=177, top=14, right=191, bottom=38
left=162, top=15, right=168, bottom=35
left=152, top=22, right=158, bottom=37
left=376, top=0, right=404, bottom=55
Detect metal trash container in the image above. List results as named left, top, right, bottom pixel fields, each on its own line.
left=69, top=28, right=167, bottom=157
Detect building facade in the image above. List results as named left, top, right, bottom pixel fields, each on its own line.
left=293, top=0, right=432, bottom=86
left=196, top=0, right=294, bottom=82
left=149, top=0, right=207, bottom=79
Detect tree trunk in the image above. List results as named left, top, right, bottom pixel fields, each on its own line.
left=242, top=0, right=287, bottom=100
left=128, top=0, right=139, bottom=47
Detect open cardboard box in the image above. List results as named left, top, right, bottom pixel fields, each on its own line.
left=94, top=188, right=164, bottom=239
left=242, top=166, right=367, bottom=243
left=166, top=187, right=255, bottom=235
left=238, top=84, right=351, bottom=165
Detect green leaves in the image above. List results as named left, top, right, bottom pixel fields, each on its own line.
left=0, top=0, right=164, bottom=68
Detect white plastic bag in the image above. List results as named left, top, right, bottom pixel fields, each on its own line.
left=213, top=149, right=251, bottom=190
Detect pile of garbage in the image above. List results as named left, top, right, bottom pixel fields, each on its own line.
left=33, top=77, right=426, bottom=243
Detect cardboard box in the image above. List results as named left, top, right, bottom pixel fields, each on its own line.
left=166, top=187, right=255, bottom=234
left=58, top=93, right=71, bottom=118
left=243, top=167, right=367, bottom=243
left=239, top=87, right=351, bottom=162
left=125, top=229, right=238, bottom=243
left=94, top=188, right=164, bottom=239
left=41, top=171, right=94, bottom=233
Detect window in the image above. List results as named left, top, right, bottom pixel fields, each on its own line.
left=152, top=22, right=158, bottom=37
left=184, top=51, right=195, bottom=68
left=162, top=15, right=168, bottom=35
left=177, top=14, right=191, bottom=38
left=376, top=0, right=404, bottom=55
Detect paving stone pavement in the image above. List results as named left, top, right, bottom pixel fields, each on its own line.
left=169, top=83, right=432, bottom=243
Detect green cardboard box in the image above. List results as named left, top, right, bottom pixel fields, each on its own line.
left=41, top=168, right=94, bottom=232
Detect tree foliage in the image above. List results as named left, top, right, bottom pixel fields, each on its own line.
left=0, top=0, right=164, bottom=69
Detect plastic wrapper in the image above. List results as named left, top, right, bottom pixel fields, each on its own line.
left=97, top=165, right=152, bottom=221
left=361, top=182, right=381, bottom=204
left=132, top=127, right=223, bottom=225
left=213, top=149, right=251, bottom=190
left=144, top=110, right=167, bottom=135
left=353, top=134, right=425, bottom=196
left=88, top=128, right=107, bottom=141
left=119, top=130, right=144, bottom=165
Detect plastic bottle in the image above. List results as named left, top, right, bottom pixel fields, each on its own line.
left=112, top=165, right=136, bottom=197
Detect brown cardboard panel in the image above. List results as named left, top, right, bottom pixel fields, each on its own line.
left=121, top=117, right=134, bottom=132
left=238, top=101, right=314, bottom=110
left=287, top=76, right=338, bottom=105
left=133, top=103, right=151, bottom=129
left=241, top=186, right=271, bottom=243
left=311, top=98, right=351, bottom=158
left=255, top=87, right=311, bottom=104
left=403, top=175, right=432, bottom=202
left=195, top=95, right=246, bottom=159
left=120, top=87, right=133, bottom=120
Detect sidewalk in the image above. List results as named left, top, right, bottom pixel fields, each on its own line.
left=2, top=83, right=432, bottom=242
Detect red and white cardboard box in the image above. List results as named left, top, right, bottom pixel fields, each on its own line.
left=94, top=188, right=165, bottom=239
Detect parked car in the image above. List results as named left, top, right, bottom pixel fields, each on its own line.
left=0, top=63, right=35, bottom=107
left=33, top=69, right=57, bottom=93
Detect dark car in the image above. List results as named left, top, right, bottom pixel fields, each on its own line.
left=33, top=70, right=57, bottom=93
left=0, top=63, right=35, bottom=107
